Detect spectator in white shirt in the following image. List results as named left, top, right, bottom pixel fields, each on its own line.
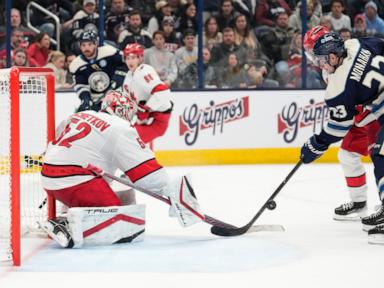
left=327, top=0, right=351, bottom=31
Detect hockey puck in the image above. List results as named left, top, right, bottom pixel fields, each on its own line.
left=266, top=200, right=276, bottom=210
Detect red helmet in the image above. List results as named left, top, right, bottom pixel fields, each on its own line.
left=124, top=43, right=144, bottom=57
left=101, top=90, right=138, bottom=122
left=303, top=26, right=330, bottom=66
left=303, top=26, right=330, bottom=52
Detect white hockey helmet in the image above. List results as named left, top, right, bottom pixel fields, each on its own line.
left=101, top=90, right=138, bottom=122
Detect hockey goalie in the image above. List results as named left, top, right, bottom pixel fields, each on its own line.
left=39, top=91, right=205, bottom=248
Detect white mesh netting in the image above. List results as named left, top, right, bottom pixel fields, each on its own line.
left=0, top=69, right=49, bottom=262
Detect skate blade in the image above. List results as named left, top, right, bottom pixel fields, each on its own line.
left=368, top=234, right=384, bottom=245
left=247, top=224, right=285, bottom=233
left=333, top=213, right=365, bottom=221
left=363, top=224, right=377, bottom=232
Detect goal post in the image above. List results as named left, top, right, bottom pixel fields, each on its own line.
left=0, top=67, right=56, bottom=266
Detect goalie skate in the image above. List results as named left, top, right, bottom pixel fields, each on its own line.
left=38, top=218, right=74, bottom=248
left=333, top=201, right=367, bottom=221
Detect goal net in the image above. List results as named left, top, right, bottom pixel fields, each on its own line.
left=0, top=67, right=56, bottom=266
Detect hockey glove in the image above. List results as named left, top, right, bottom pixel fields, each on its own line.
left=300, top=135, right=329, bottom=164
left=77, top=97, right=93, bottom=112
left=136, top=104, right=154, bottom=125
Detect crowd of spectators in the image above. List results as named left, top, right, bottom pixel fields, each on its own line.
left=1, top=0, right=384, bottom=89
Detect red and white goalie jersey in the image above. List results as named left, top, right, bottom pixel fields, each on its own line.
left=41, top=110, right=166, bottom=191
left=123, top=63, right=172, bottom=112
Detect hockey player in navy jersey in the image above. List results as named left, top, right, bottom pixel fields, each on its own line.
left=300, top=32, right=384, bottom=244
left=69, top=30, right=127, bottom=112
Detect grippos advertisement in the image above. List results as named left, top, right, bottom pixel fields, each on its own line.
left=153, top=90, right=329, bottom=151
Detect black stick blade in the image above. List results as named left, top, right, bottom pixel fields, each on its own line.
left=210, top=225, right=248, bottom=237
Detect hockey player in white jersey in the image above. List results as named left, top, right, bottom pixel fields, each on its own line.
left=122, top=43, right=173, bottom=143
left=39, top=91, right=203, bottom=248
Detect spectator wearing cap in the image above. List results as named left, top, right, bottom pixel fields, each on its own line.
left=144, top=30, right=178, bottom=87
left=288, top=1, right=320, bottom=32
left=203, top=16, right=223, bottom=51
left=161, top=16, right=183, bottom=53
left=118, top=10, right=153, bottom=49
left=174, top=29, right=198, bottom=77
left=105, top=0, right=133, bottom=43
left=147, top=1, right=175, bottom=36
left=176, top=3, right=197, bottom=34
left=364, top=0, right=384, bottom=36
left=353, top=13, right=368, bottom=38
left=327, top=0, right=351, bottom=32
left=62, top=0, right=99, bottom=53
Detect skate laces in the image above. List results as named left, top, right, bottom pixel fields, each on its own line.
left=367, top=205, right=384, bottom=219
left=341, top=202, right=354, bottom=211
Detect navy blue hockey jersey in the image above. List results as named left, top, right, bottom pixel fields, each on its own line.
left=318, top=37, right=384, bottom=146
left=69, top=45, right=127, bottom=103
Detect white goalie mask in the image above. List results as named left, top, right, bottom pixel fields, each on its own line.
left=101, top=90, right=138, bottom=122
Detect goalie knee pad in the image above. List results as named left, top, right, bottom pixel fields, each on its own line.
left=164, top=175, right=205, bottom=227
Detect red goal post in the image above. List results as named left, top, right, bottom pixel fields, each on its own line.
left=0, top=67, right=56, bottom=266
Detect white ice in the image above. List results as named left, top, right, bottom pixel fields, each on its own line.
left=1, top=163, right=383, bottom=288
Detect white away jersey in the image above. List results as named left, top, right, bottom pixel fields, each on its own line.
left=123, top=64, right=172, bottom=112
left=42, top=110, right=159, bottom=190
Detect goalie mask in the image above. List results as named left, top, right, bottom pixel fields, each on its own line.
left=101, top=91, right=138, bottom=122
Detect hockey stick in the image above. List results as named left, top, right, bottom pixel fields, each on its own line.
left=85, top=164, right=284, bottom=233
left=210, top=160, right=303, bottom=237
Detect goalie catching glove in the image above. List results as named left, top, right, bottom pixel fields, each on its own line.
left=300, top=135, right=329, bottom=164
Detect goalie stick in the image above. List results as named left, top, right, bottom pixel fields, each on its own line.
left=210, top=160, right=302, bottom=236
left=85, top=164, right=284, bottom=234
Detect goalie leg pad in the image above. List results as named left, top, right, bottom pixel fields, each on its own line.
left=164, top=175, right=205, bottom=227
left=67, top=205, right=146, bottom=248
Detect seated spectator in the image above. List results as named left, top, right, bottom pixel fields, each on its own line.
left=210, top=27, right=247, bottom=68
left=233, top=13, right=270, bottom=66
left=175, top=29, right=198, bottom=80
left=220, top=53, right=247, bottom=88
left=118, top=10, right=153, bottom=49
left=0, top=28, right=29, bottom=68
left=62, top=0, right=99, bottom=53
left=364, top=1, right=384, bottom=36
left=232, top=0, right=254, bottom=23
left=105, top=0, right=133, bottom=43
left=254, top=0, right=291, bottom=28
left=319, top=15, right=335, bottom=31
left=12, top=48, right=29, bottom=67
left=129, top=0, right=157, bottom=26
left=144, top=30, right=178, bottom=87
left=161, top=16, right=183, bottom=53
left=286, top=32, right=322, bottom=88
left=64, top=53, right=77, bottom=86
left=259, top=11, right=296, bottom=84
left=215, top=0, right=237, bottom=31
left=339, top=27, right=352, bottom=40
left=0, top=8, right=35, bottom=47
left=327, top=0, right=351, bottom=32
left=27, top=32, right=51, bottom=67
left=203, top=16, right=223, bottom=50
left=288, top=1, right=320, bottom=31
left=177, top=3, right=197, bottom=33
left=45, top=51, right=74, bottom=89
left=353, top=13, right=368, bottom=38
left=147, top=1, right=175, bottom=36
left=174, top=46, right=220, bottom=89
left=245, top=61, right=279, bottom=88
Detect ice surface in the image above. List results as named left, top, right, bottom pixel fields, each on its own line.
left=1, top=164, right=383, bottom=288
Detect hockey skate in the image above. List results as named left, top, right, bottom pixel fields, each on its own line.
left=333, top=201, right=367, bottom=221
left=361, top=205, right=384, bottom=231
left=368, top=224, right=384, bottom=244
left=38, top=218, right=74, bottom=248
